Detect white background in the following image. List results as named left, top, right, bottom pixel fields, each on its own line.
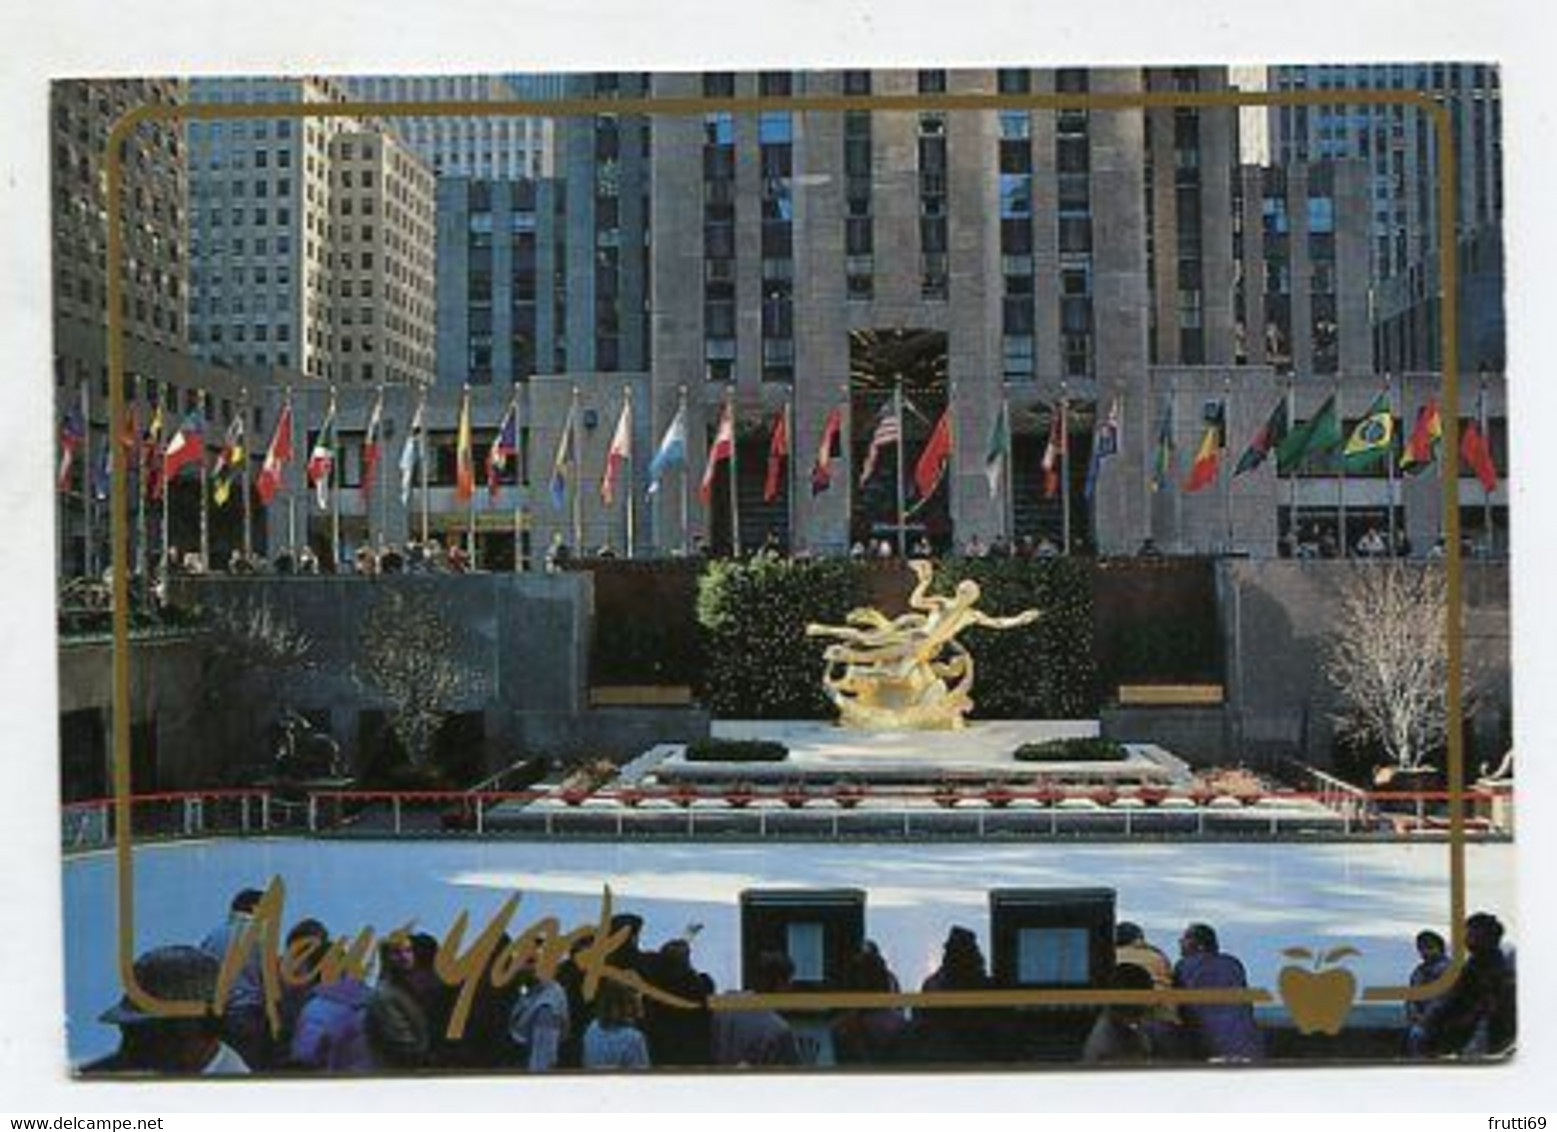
left=1, top=0, right=1553, bottom=1114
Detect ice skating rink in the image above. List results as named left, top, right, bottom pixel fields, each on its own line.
left=62, top=836, right=1514, bottom=1063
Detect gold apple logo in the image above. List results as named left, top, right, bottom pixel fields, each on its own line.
left=1277, top=945, right=1361, bottom=1035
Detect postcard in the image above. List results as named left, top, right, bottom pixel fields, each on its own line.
left=26, top=22, right=1531, bottom=1108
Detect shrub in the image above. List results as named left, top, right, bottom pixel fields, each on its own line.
left=696, top=556, right=1100, bottom=720
left=1013, top=737, right=1129, bottom=763
left=931, top=557, right=1099, bottom=719
left=696, top=556, right=866, bottom=718
left=683, top=739, right=790, bottom=763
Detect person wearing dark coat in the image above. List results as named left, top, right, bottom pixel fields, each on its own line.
left=1423, top=912, right=1516, bottom=1057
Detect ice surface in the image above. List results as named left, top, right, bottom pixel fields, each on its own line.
left=62, top=837, right=1514, bottom=1064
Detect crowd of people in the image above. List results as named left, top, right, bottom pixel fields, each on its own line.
left=83, top=889, right=1516, bottom=1076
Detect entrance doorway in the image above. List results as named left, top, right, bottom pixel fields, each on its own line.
left=847, top=328, right=950, bottom=553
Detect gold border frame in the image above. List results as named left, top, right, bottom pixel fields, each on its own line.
left=100, top=82, right=1469, bottom=1024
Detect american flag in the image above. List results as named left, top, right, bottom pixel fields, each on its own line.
left=858, top=405, right=900, bottom=487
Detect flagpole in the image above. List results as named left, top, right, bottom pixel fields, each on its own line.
left=945, top=378, right=957, bottom=556
left=1479, top=369, right=1493, bottom=556
left=1384, top=373, right=1398, bottom=555
left=727, top=383, right=741, bottom=557
left=1059, top=383, right=1072, bottom=556
left=463, top=385, right=476, bottom=568
left=159, top=384, right=170, bottom=580
left=1168, top=378, right=1181, bottom=554
left=894, top=378, right=906, bottom=557
left=785, top=391, right=796, bottom=553
left=197, top=389, right=210, bottom=572
left=240, top=388, right=253, bottom=563
left=678, top=385, right=690, bottom=555
left=570, top=384, right=584, bottom=552
left=285, top=387, right=297, bottom=558
left=329, top=386, right=341, bottom=573
left=134, top=375, right=148, bottom=593
left=80, top=379, right=94, bottom=579
left=1222, top=373, right=1234, bottom=552
left=512, top=379, right=523, bottom=572
left=1335, top=380, right=1347, bottom=558
left=375, top=385, right=387, bottom=554
left=842, top=380, right=854, bottom=553
left=624, top=384, right=636, bottom=559
left=56, top=385, right=69, bottom=579
left=417, top=389, right=430, bottom=546
left=1286, top=380, right=1297, bottom=557
left=1002, top=396, right=1015, bottom=544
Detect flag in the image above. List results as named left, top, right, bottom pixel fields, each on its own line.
left=549, top=403, right=577, bottom=512
left=913, top=409, right=952, bottom=500
left=1183, top=402, right=1227, bottom=493
left=601, top=397, right=633, bottom=505
left=1400, top=400, right=1443, bottom=475
left=255, top=402, right=293, bottom=505
left=1460, top=419, right=1499, bottom=492
left=1234, top=398, right=1289, bottom=475
left=398, top=400, right=424, bottom=505
left=92, top=437, right=112, bottom=502
left=810, top=405, right=844, bottom=496
left=1341, top=393, right=1394, bottom=473
left=1275, top=394, right=1341, bottom=475
left=97, top=402, right=138, bottom=502
left=359, top=395, right=383, bottom=502
left=210, top=414, right=246, bottom=508
left=57, top=409, right=84, bottom=492
left=1151, top=398, right=1175, bottom=492
left=143, top=404, right=166, bottom=501
left=487, top=400, right=519, bottom=500
left=858, top=403, right=900, bottom=487
left=984, top=403, right=1009, bottom=500
left=1084, top=398, right=1120, bottom=500
left=763, top=407, right=789, bottom=504
left=161, top=410, right=206, bottom=483
left=306, top=403, right=337, bottom=510
left=1042, top=402, right=1068, bottom=498
left=453, top=391, right=475, bottom=503
left=647, top=405, right=687, bottom=495
left=699, top=400, right=736, bottom=504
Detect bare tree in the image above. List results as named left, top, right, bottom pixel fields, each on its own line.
left=1324, top=562, right=1473, bottom=772
left=192, top=597, right=317, bottom=771
left=354, top=587, right=486, bottom=768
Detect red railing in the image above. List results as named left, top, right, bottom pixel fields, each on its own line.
left=61, top=781, right=1510, bottom=851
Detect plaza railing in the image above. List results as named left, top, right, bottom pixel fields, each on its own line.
left=60, top=781, right=1512, bottom=853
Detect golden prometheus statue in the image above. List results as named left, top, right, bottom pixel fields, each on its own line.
left=805, top=559, right=1040, bottom=731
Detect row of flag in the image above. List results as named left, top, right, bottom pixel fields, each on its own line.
left=58, top=387, right=1502, bottom=517
left=1156, top=391, right=1500, bottom=494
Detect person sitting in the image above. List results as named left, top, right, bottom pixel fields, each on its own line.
left=639, top=937, right=715, bottom=1067
left=1405, top=929, right=1452, bottom=1056
left=1422, top=912, right=1516, bottom=1057
left=908, top=926, right=997, bottom=1063
left=1173, top=922, right=1263, bottom=1061
left=83, top=946, right=249, bottom=1076
left=545, top=532, right=572, bottom=573
left=1082, top=962, right=1157, bottom=1063
left=711, top=951, right=801, bottom=1067
left=508, top=956, right=570, bottom=1072
left=830, top=942, right=906, bottom=1065
left=581, top=981, right=651, bottom=1070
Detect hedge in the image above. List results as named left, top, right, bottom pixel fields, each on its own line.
left=696, top=556, right=867, bottom=718
left=683, top=739, right=790, bottom=763
left=1013, top=737, right=1128, bottom=762
left=695, top=556, right=1099, bottom=720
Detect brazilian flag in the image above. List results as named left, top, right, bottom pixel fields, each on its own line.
left=1341, top=394, right=1395, bottom=472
